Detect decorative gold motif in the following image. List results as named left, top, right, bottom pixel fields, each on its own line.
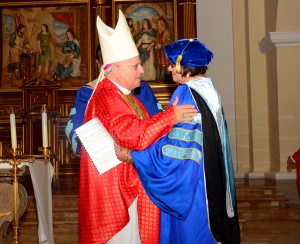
left=38, top=146, right=52, bottom=158
left=120, top=93, right=146, bottom=119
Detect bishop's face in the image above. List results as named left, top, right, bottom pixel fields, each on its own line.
left=114, top=56, right=144, bottom=90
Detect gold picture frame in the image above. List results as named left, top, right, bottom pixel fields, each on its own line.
left=0, top=0, right=92, bottom=90
left=112, top=0, right=177, bottom=86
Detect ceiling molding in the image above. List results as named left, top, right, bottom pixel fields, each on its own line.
left=259, top=31, right=300, bottom=54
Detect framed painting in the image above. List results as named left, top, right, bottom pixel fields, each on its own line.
left=0, top=0, right=91, bottom=90
left=112, top=0, right=178, bottom=85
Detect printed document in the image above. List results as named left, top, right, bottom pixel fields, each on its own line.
left=75, top=118, right=121, bottom=174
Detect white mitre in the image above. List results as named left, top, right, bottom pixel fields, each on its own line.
left=96, top=9, right=139, bottom=65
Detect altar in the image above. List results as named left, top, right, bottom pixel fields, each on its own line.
left=0, top=159, right=54, bottom=244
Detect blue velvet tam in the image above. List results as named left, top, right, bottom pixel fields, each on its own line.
left=164, top=39, right=214, bottom=69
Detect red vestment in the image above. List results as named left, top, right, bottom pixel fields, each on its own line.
left=79, top=78, right=174, bottom=243
left=292, top=148, right=300, bottom=192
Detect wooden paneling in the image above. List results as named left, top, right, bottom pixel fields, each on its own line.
left=0, top=0, right=196, bottom=175
left=57, top=89, right=80, bottom=174
left=0, top=88, right=79, bottom=175
left=0, top=90, right=23, bottom=156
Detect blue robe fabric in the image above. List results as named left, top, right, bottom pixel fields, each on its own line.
left=134, top=82, right=163, bottom=117
left=65, top=81, right=162, bottom=155
left=65, top=84, right=93, bottom=155
left=131, top=78, right=240, bottom=243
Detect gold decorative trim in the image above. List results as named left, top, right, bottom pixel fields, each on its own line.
left=149, top=83, right=178, bottom=89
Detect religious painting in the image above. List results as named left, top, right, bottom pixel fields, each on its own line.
left=0, top=1, right=90, bottom=90
left=112, top=0, right=178, bottom=84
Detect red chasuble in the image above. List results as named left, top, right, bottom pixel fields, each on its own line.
left=292, top=148, right=300, bottom=192
left=79, top=78, right=174, bottom=243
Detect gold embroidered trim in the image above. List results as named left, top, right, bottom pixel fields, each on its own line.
left=120, top=92, right=146, bottom=119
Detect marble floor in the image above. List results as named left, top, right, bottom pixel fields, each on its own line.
left=4, top=175, right=300, bottom=244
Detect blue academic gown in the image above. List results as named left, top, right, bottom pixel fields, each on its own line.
left=131, top=78, right=240, bottom=244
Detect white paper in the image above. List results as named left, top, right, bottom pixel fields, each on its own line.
left=75, top=118, right=121, bottom=174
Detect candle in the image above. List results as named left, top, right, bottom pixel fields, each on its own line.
left=41, top=105, right=48, bottom=148
left=10, top=107, right=17, bottom=150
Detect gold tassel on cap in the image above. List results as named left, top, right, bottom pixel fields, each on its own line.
left=176, top=55, right=182, bottom=73
left=175, top=39, right=194, bottom=73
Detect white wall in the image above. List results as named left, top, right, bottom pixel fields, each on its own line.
left=196, top=0, right=237, bottom=168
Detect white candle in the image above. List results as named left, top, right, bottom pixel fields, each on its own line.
left=10, top=108, right=17, bottom=150
left=41, top=106, right=48, bottom=148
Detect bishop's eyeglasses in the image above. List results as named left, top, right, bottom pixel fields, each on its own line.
left=117, top=63, right=142, bottom=70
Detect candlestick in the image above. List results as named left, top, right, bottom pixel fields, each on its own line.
left=10, top=107, right=17, bottom=150
left=1, top=150, right=35, bottom=243
left=41, top=105, right=48, bottom=148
